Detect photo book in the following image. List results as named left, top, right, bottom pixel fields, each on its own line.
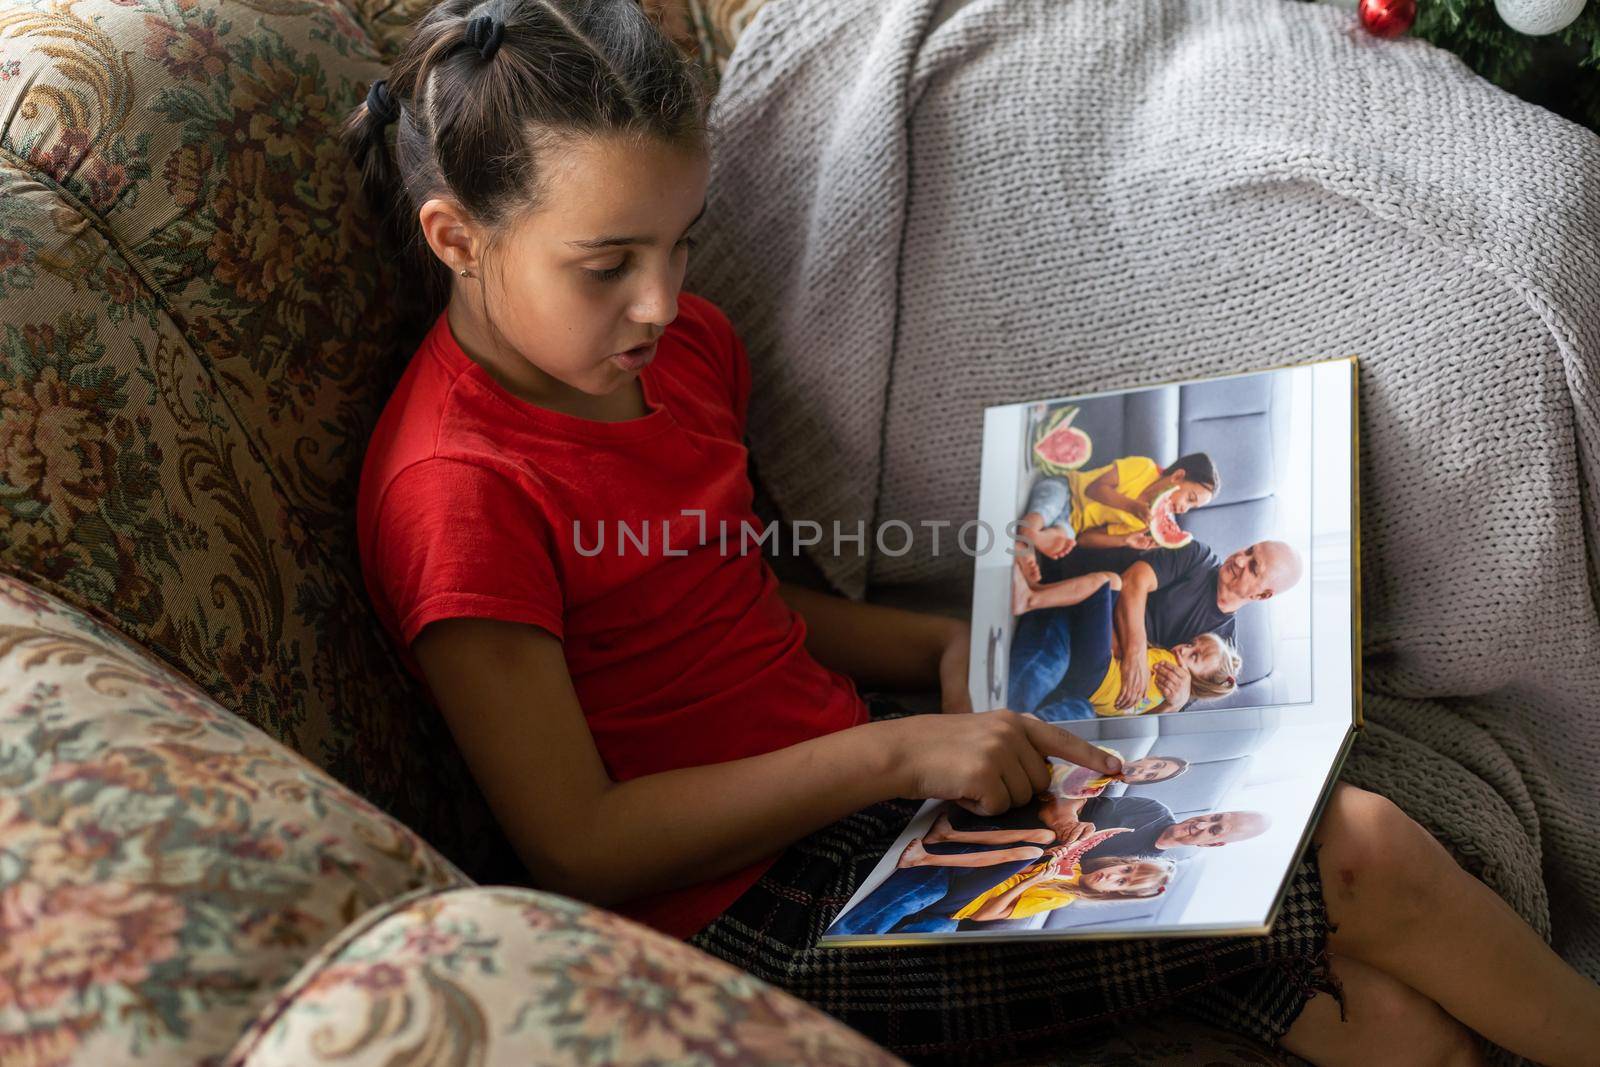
left=820, top=357, right=1361, bottom=946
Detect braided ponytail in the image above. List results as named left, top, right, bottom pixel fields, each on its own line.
left=341, top=78, right=404, bottom=250
left=343, top=0, right=710, bottom=344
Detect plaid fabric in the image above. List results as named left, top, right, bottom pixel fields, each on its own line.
left=688, top=698, right=1341, bottom=1066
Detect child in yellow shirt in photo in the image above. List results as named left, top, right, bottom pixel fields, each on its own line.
left=1013, top=452, right=1220, bottom=587
left=1088, top=632, right=1242, bottom=717
left=954, top=835, right=1177, bottom=923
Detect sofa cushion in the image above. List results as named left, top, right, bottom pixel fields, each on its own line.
left=0, top=571, right=470, bottom=1065
left=0, top=0, right=514, bottom=878
left=223, top=885, right=904, bottom=1067
left=221, top=878, right=1302, bottom=1067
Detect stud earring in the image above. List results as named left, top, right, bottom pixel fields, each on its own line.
left=459, top=267, right=473, bottom=278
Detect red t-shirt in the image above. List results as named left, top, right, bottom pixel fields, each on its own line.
left=356, top=292, right=868, bottom=939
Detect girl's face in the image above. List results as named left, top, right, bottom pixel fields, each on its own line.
left=458, top=134, right=710, bottom=407
left=1166, top=479, right=1213, bottom=514
left=1174, top=639, right=1225, bottom=678
left=1081, top=862, right=1167, bottom=896
left=1122, top=757, right=1181, bottom=784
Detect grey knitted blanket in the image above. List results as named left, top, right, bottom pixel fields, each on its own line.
left=687, top=0, right=1600, bottom=978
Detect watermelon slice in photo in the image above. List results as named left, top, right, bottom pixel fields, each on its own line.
left=1032, top=406, right=1092, bottom=475
left=1148, top=485, right=1193, bottom=549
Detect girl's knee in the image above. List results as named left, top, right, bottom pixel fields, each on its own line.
left=1315, top=784, right=1403, bottom=868
left=1313, top=785, right=1442, bottom=945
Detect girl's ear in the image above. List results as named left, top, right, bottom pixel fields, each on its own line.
left=419, top=197, right=484, bottom=276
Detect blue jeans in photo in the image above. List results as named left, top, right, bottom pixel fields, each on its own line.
left=829, top=865, right=957, bottom=936
left=1007, top=584, right=1116, bottom=719
left=891, top=854, right=1038, bottom=933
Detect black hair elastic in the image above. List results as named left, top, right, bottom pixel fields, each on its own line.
left=366, top=79, right=401, bottom=125
left=464, top=14, right=506, bottom=61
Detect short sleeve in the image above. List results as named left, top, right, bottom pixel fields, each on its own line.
left=695, top=295, right=750, bottom=439
left=1013, top=886, right=1078, bottom=919
left=1144, top=540, right=1214, bottom=589
left=1114, top=796, right=1169, bottom=832
left=372, top=458, right=565, bottom=646
left=1112, top=456, right=1160, bottom=494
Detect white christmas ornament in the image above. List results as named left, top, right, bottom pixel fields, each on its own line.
left=1493, top=0, right=1587, bottom=35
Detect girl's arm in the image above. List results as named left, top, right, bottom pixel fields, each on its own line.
left=1112, top=562, right=1159, bottom=711
left=1076, top=526, right=1154, bottom=550
left=1083, top=468, right=1147, bottom=519
left=777, top=582, right=971, bottom=711
left=414, top=617, right=891, bottom=907
left=412, top=617, right=1119, bottom=910
left=969, top=865, right=1052, bottom=921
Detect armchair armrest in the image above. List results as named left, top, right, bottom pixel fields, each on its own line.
left=0, top=571, right=470, bottom=1065
left=224, top=885, right=905, bottom=1067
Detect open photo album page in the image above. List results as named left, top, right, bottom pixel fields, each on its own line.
left=820, top=358, right=1358, bottom=945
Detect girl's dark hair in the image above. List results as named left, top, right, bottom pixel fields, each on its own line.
left=342, top=0, right=711, bottom=342
left=1164, top=452, right=1220, bottom=494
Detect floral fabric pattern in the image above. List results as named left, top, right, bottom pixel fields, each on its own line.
left=225, top=886, right=907, bottom=1067
left=686, top=0, right=769, bottom=81
left=0, top=571, right=468, bottom=1067
left=0, top=0, right=511, bottom=875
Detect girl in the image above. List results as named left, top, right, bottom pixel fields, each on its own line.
left=953, top=840, right=1176, bottom=924
left=1013, top=451, right=1220, bottom=587
left=347, top=2, right=1600, bottom=1064
left=1078, top=632, right=1242, bottom=718
left=1049, top=752, right=1190, bottom=797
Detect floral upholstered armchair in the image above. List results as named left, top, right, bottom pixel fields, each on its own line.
left=0, top=0, right=1291, bottom=1063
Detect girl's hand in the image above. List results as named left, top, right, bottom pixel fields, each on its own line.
left=1152, top=660, right=1192, bottom=709
left=1127, top=500, right=1153, bottom=525
left=1042, top=842, right=1076, bottom=877
left=938, top=621, right=974, bottom=713
left=885, top=710, right=1123, bottom=817
left=1125, top=531, right=1157, bottom=551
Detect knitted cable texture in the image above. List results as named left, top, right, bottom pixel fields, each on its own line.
left=687, top=0, right=1600, bottom=978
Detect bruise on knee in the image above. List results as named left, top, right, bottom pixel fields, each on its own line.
left=1315, top=837, right=1362, bottom=908
left=1315, top=790, right=1439, bottom=954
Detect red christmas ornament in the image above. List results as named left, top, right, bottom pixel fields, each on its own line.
left=1359, top=0, right=1418, bottom=37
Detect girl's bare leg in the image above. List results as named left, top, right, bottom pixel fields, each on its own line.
left=925, top=810, right=1055, bottom=847
left=897, top=837, right=1044, bottom=869
left=1013, top=570, right=1121, bottom=617
left=1302, top=783, right=1600, bottom=1066
left=1281, top=955, right=1483, bottom=1067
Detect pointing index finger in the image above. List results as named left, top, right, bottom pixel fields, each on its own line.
left=1019, top=715, right=1122, bottom=775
